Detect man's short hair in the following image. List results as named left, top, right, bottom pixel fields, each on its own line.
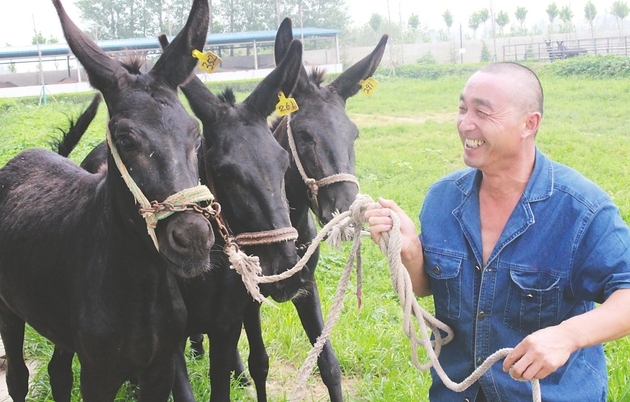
left=479, top=62, right=544, bottom=117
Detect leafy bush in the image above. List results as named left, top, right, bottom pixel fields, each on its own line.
left=542, top=55, right=630, bottom=78
left=376, top=63, right=481, bottom=80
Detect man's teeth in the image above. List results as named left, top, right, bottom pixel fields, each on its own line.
left=465, top=139, right=485, bottom=149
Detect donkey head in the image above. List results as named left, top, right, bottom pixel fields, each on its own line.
left=52, top=0, right=214, bottom=278
left=274, top=17, right=388, bottom=224
left=159, top=35, right=304, bottom=302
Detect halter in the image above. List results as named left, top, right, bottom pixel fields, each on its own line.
left=284, top=113, right=360, bottom=223
left=106, top=127, right=216, bottom=251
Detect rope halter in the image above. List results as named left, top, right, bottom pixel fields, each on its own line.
left=202, top=165, right=298, bottom=305
left=106, top=126, right=216, bottom=251
left=285, top=113, right=360, bottom=223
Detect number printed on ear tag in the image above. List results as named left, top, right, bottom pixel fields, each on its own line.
left=360, top=77, right=379, bottom=97
left=192, top=49, right=222, bottom=74
left=275, top=92, right=299, bottom=116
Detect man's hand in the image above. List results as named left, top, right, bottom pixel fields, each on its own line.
left=503, top=324, right=578, bottom=380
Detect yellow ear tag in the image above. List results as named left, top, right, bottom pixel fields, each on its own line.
left=192, top=49, right=222, bottom=74
left=275, top=92, right=299, bottom=116
left=359, top=77, right=379, bottom=97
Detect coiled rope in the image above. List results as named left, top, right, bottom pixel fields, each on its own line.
left=237, top=194, right=541, bottom=401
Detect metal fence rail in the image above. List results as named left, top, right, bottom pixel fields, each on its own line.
left=503, top=36, right=629, bottom=62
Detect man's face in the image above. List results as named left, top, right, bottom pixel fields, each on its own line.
left=456, top=71, right=529, bottom=173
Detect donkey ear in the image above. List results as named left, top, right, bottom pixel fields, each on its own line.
left=329, top=34, right=388, bottom=101
left=157, top=34, right=222, bottom=124
left=151, top=0, right=209, bottom=89
left=274, top=17, right=294, bottom=66
left=52, top=0, right=126, bottom=97
left=244, top=39, right=303, bottom=118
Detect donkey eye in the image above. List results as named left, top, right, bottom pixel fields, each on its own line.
left=298, top=130, right=315, bottom=143
left=116, top=135, right=136, bottom=151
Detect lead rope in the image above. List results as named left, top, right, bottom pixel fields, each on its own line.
left=281, top=195, right=541, bottom=402
left=106, top=127, right=215, bottom=251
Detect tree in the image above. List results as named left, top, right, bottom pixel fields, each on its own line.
left=611, top=1, right=630, bottom=32
left=443, top=9, right=454, bottom=37
left=478, top=8, right=489, bottom=37
left=514, top=6, right=527, bottom=36
left=584, top=1, right=597, bottom=37
left=32, top=32, right=59, bottom=45
left=515, top=7, right=527, bottom=28
left=480, top=41, right=491, bottom=62
left=369, top=13, right=383, bottom=32
left=495, top=10, right=510, bottom=35
left=408, top=13, right=420, bottom=31
left=546, top=2, right=559, bottom=33
left=559, top=5, right=573, bottom=33
left=75, top=0, right=192, bottom=39
left=468, top=12, right=481, bottom=39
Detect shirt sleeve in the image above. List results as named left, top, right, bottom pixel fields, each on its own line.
left=570, top=200, right=630, bottom=304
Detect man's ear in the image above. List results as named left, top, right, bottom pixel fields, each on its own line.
left=523, top=111, right=542, bottom=138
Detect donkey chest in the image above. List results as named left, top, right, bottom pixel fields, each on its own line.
left=75, top=288, right=186, bottom=365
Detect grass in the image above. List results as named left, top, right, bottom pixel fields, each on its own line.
left=1, top=74, right=630, bottom=401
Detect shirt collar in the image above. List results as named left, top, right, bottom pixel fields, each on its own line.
left=454, top=147, right=554, bottom=203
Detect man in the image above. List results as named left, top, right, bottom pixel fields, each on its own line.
left=365, top=62, right=630, bottom=401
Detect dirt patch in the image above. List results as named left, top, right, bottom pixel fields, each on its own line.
left=265, top=358, right=358, bottom=401
left=348, top=112, right=457, bottom=126
left=0, top=82, right=16, bottom=88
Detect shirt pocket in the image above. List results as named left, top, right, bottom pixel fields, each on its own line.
left=424, top=250, right=463, bottom=320
left=504, top=268, right=562, bottom=335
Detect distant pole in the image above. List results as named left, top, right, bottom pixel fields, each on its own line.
left=32, top=14, right=47, bottom=105
left=387, top=0, right=394, bottom=75
left=299, top=2, right=304, bottom=42
left=459, top=23, right=463, bottom=64
left=399, top=2, right=404, bottom=64
left=490, top=0, right=498, bottom=62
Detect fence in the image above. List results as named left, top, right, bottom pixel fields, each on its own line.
left=502, top=35, right=630, bottom=62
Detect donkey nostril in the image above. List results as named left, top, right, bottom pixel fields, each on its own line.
left=171, top=228, right=188, bottom=249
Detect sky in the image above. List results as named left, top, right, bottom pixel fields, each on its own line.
left=0, top=0, right=613, bottom=48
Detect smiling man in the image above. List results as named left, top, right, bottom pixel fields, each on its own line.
left=365, top=62, right=630, bottom=401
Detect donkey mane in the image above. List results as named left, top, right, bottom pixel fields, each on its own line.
left=309, top=67, right=327, bottom=87
left=118, top=52, right=146, bottom=75
left=217, top=88, right=237, bottom=105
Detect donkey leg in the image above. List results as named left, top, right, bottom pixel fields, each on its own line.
left=292, top=280, right=343, bottom=402
left=48, top=346, right=75, bottom=402
left=79, top=364, right=124, bottom=402
left=242, top=301, right=269, bottom=402
left=0, top=308, right=29, bottom=402
left=189, top=333, right=205, bottom=358
left=172, top=345, right=196, bottom=402
left=135, top=353, right=178, bottom=402
left=209, top=323, right=243, bottom=402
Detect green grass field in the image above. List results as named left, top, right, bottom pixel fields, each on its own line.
left=1, top=72, right=630, bottom=401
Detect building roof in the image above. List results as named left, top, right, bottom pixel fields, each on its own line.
left=0, top=27, right=341, bottom=60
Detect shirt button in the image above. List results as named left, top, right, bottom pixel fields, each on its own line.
left=476, top=358, right=483, bottom=365
left=526, top=293, right=534, bottom=299
left=433, top=266, right=441, bottom=275
left=475, top=265, right=481, bottom=271
left=464, top=399, right=471, bottom=402
left=477, top=311, right=486, bottom=320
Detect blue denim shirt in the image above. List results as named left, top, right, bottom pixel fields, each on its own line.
left=419, top=149, right=630, bottom=401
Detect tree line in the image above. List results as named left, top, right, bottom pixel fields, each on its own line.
left=75, top=0, right=348, bottom=40
left=447, top=1, right=630, bottom=40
